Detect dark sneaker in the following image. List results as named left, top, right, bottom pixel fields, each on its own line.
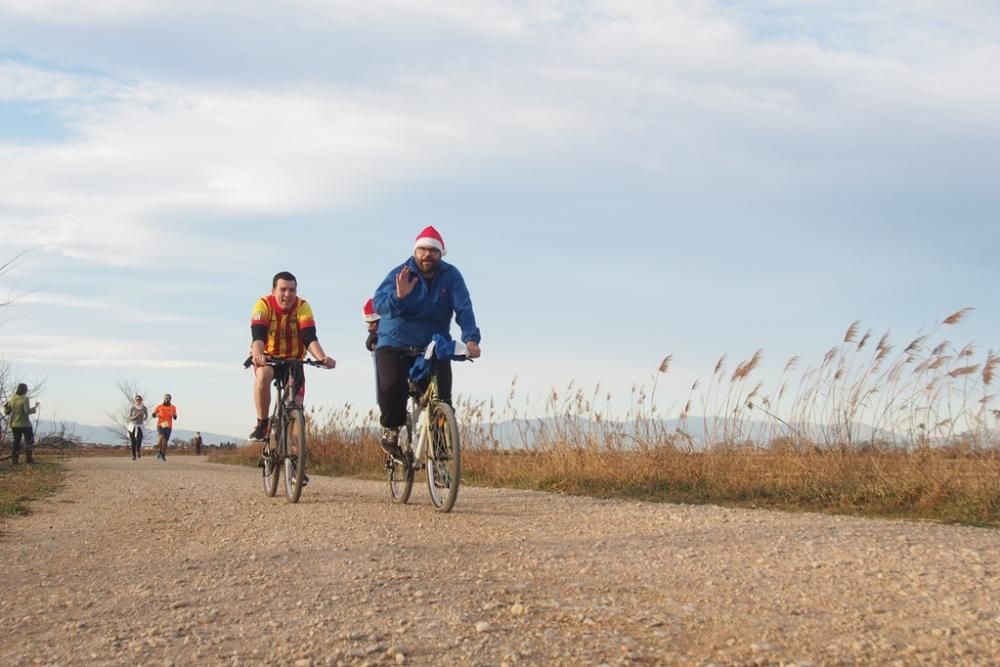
left=292, top=473, right=309, bottom=487
left=248, top=421, right=269, bottom=442
left=381, top=428, right=402, bottom=460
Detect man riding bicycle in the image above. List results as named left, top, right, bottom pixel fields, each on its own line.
left=372, top=226, right=481, bottom=459
left=248, top=271, right=337, bottom=442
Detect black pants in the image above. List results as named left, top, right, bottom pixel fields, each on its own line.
left=12, top=427, right=34, bottom=461
left=376, top=348, right=452, bottom=429
left=128, top=427, right=143, bottom=457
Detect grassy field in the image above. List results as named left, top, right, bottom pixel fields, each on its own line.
left=214, top=311, right=1000, bottom=527
left=0, top=457, right=65, bottom=517
left=213, top=434, right=1000, bottom=527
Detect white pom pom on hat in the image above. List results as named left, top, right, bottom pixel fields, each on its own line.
left=413, top=225, right=446, bottom=256
left=362, top=297, right=380, bottom=323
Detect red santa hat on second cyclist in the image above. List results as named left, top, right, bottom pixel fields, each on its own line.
left=413, top=225, right=446, bottom=256
left=362, top=298, right=380, bottom=323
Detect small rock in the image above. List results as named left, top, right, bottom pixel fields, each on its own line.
left=475, top=622, right=491, bottom=633
left=510, top=604, right=526, bottom=616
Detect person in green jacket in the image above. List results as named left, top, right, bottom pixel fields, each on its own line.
left=3, top=383, right=39, bottom=464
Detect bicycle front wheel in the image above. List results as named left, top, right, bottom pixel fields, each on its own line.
left=426, top=402, right=461, bottom=513
left=262, top=429, right=280, bottom=497
left=283, top=408, right=307, bottom=503
left=388, top=417, right=414, bottom=504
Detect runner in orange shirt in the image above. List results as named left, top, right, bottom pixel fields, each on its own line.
left=151, top=394, right=177, bottom=461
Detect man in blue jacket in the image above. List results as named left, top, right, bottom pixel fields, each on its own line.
left=372, top=226, right=482, bottom=458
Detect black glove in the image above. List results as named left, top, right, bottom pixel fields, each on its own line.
left=365, top=331, right=378, bottom=352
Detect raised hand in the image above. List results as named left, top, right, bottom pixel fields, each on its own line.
left=396, top=266, right=417, bottom=300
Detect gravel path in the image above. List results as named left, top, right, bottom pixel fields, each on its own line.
left=1, top=456, right=998, bottom=666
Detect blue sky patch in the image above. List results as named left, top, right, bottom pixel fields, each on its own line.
left=0, top=100, right=71, bottom=143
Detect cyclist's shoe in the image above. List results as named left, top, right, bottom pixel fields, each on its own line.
left=248, top=419, right=270, bottom=442
left=380, top=428, right=403, bottom=460
left=292, top=473, right=310, bottom=487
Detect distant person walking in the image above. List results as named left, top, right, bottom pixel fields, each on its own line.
left=151, top=394, right=177, bottom=461
left=193, top=431, right=203, bottom=456
left=127, top=395, right=149, bottom=460
left=3, top=383, right=39, bottom=464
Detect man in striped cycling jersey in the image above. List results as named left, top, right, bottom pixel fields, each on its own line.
left=248, top=271, right=336, bottom=442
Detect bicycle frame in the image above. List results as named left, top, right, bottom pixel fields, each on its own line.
left=409, top=373, right=442, bottom=463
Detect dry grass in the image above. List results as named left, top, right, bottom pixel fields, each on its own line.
left=212, top=310, right=1000, bottom=527
left=0, top=457, right=64, bottom=516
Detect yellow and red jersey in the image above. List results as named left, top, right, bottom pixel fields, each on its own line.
left=152, top=403, right=177, bottom=428
left=251, top=295, right=316, bottom=359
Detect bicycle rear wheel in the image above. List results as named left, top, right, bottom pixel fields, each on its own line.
left=388, top=417, right=414, bottom=504
left=262, top=423, right=280, bottom=497
left=426, top=402, right=461, bottom=512
left=283, top=408, right=307, bottom=503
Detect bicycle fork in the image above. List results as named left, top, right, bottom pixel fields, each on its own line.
left=411, top=407, right=431, bottom=463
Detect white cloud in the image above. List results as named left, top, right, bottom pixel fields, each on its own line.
left=0, top=0, right=181, bottom=23
left=16, top=293, right=113, bottom=310
left=0, top=71, right=586, bottom=266
left=0, top=60, right=100, bottom=101
left=1, top=0, right=998, bottom=268
left=1, top=332, right=230, bottom=369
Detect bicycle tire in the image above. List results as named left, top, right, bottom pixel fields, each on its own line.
left=262, top=422, right=280, bottom=497
left=283, top=408, right=307, bottom=503
left=388, top=416, right=414, bottom=504
left=426, top=402, right=461, bottom=512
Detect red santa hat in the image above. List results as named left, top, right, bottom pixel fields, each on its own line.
left=362, top=298, right=380, bottom=323
left=413, top=225, right=446, bottom=256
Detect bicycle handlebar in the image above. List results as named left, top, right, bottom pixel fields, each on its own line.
left=387, top=346, right=473, bottom=363
left=242, top=356, right=328, bottom=369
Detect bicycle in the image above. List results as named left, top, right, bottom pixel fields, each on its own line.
left=386, top=338, right=469, bottom=513
left=244, top=357, right=325, bottom=503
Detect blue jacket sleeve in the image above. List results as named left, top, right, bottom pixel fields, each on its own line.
left=450, top=269, right=481, bottom=344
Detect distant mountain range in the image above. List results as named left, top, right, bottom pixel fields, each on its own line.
left=35, top=419, right=241, bottom=446
left=31, top=415, right=901, bottom=449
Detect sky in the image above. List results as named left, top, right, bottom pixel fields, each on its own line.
left=1, top=0, right=999, bottom=441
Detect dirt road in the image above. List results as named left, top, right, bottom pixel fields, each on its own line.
left=1, top=457, right=997, bottom=666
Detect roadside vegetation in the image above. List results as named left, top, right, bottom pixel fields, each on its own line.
left=213, top=309, right=1000, bottom=527
left=0, top=458, right=64, bottom=517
